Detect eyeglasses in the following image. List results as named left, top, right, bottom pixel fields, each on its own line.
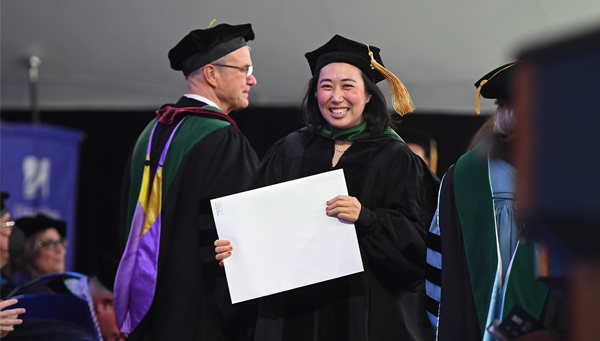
left=1, top=221, right=15, bottom=228
left=37, top=238, right=68, bottom=249
left=212, top=64, right=253, bottom=77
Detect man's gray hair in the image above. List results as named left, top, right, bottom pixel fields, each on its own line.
left=186, top=54, right=230, bottom=81
left=494, top=100, right=516, bottom=135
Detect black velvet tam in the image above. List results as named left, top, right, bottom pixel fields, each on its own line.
left=475, top=62, right=518, bottom=100
left=305, top=34, right=386, bottom=83
left=15, top=214, right=67, bottom=239
left=168, top=23, right=254, bottom=76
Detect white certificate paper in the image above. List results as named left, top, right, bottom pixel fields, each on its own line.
left=211, top=169, right=364, bottom=303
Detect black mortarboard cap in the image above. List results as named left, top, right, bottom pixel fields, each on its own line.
left=15, top=214, right=67, bottom=239
left=305, top=34, right=415, bottom=116
left=305, top=34, right=385, bottom=83
left=474, top=62, right=518, bottom=113
left=1, top=192, right=9, bottom=215
left=168, top=23, right=254, bottom=76
left=396, top=124, right=438, bottom=174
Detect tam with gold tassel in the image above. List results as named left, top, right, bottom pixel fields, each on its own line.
left=366, top=44, right=415, bottom=116
left=474, top=62, right=517, bottom=114
left=305, top=34, right=416, bottom=116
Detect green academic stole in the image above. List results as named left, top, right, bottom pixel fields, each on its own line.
left=115, top=111, right=232, bottom=333
left=125, top=115, right=230, bottom=238
left=454, top=146, right=548, bottom=336
left=315, top=122, right=404, bottom=142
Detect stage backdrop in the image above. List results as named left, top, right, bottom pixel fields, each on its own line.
left=1, top=122, right=82, bottom=270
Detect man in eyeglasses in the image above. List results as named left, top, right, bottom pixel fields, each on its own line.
left=1, top=193, right=15, bottom=287
left=114, top=23, right=260, bottom=341
left=0, top=192, right=26, bottom=338
left=1, top=192, right=27, bottom=295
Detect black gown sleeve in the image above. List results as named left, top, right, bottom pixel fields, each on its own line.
left=355, top=148, right=439, bottom=292
left=119, top=148, right=133, bottom=255
left=194, top=125, right=261, bottom=197
left=253, top=136, right=288, bottom=188
left=147, top=124, right=260, bottom=341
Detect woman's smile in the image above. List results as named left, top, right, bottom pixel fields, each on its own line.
left=318, top=62, right=371, bottom=130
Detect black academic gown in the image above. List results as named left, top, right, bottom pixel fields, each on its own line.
left=120, top=97, right=260, bottom=341
left=434, top=135, right=567, bottom=341
left=253, top=129, right=439, bottom=341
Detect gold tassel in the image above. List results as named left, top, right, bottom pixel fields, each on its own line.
left=366, top=44, right=415, bottom=116
left=474, top=63, right=516, bottom=114
left=207, top=19, right=216, bottom=28
left=475, top=79, right=487, bottom=114
left=429, top=138, right=438, bottom=175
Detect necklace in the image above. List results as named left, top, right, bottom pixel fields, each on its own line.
left=335, top=148, right=346, bottom=153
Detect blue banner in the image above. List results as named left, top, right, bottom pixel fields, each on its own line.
left=1, top=123, right=82, bottom=271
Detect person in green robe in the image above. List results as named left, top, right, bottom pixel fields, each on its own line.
left=114, top=23, right=260, bottom=341
left=425, top=63, right=565, bottom=341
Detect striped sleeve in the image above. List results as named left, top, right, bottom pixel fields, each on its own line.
left=425, top=173, right=446, bottom=329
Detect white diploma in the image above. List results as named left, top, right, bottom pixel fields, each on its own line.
left=211, top=169, right=364, bottom=303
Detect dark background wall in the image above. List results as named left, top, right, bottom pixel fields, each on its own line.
left=1, top=108, right=490, bottom=285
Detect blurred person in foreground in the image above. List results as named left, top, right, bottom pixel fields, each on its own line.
left=425, top=63, right=565, bottom=341
left=114, top=22, right=260, bottom=340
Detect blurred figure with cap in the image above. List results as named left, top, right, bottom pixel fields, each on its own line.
left=1, top=192, right=26, bottom=338
left=12, top=214, right=67, bottom=282
left=396, top=124, right=438, bottom=174
left=114, top=22, right=260, bottom=340
left=425, top=63, right=565, bottom=341
left=216, top=34, right=439, bottom=340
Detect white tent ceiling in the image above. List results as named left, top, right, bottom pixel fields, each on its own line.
left=2, top=0, right=600, bottom=114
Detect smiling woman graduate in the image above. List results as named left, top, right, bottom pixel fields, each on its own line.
left=216, top=35, right=440, bottom=341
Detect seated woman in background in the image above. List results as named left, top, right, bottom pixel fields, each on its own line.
left=216, top=35, right=439, bottom=341
left=12, top=214, right=67, bottom=282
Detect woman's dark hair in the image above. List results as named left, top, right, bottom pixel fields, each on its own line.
left=10, top=230, right=43, bottom=281
left=301, top=67, right=393, bottom=135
